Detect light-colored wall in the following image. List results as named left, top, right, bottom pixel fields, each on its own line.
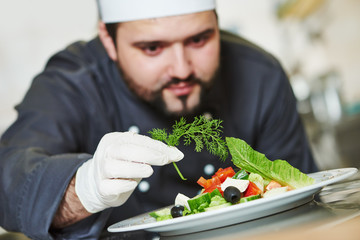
left=0, top=0, right=98, bottom=133
left=1, top=0, right=360, bottom=133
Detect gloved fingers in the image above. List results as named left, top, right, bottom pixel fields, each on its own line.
left=98, top=178, right=140, bottom=197
left=98, top=132, right=184, bottom=165
left=106, top=143, right=183, bottom=166
left=102, top=158, right=154, bottom=179
left=124, top=133, right=184, bottom=163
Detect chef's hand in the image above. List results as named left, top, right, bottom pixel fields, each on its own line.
left=75, top=132, right=184, bottom=213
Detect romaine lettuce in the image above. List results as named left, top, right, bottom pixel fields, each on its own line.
left=226, top=137, right=315, bottom=189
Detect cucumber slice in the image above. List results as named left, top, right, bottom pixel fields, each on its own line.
left=248, top=173, right=264, bottom=193
left=210, top=188, right=222, bottom=198
left=204, top=202, right=232, bottom=212
left=149, top=207, right=171, bottom=217
left=149, top=208, right=172, bottom=221
left=239, top=194, right=261, bottom=203
left=187, top=192, right=211, bottom=211
left=209, top=195, right=227, bottom=207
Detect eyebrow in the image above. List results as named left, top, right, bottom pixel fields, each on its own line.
left=132, top=28, right=216, bottom=48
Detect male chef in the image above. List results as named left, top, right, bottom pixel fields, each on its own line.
left=0, top=0, right=318, bottom=239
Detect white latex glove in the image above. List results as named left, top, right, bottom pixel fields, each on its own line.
left=75, top=131, right=184, bottom=213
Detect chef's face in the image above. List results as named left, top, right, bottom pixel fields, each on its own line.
left=114, top=11, right=220, bottom=116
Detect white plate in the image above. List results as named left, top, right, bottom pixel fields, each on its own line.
left=108, top=168, right=358, bottom=236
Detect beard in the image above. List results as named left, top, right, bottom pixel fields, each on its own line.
left=120, top=71, right=218, bottom=118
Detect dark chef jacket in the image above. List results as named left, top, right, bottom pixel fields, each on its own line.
left=0, top=31, right=318, bottom=239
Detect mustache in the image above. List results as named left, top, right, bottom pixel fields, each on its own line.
left=163, top=75, right=202, bottom=88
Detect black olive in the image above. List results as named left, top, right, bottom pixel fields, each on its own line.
left=171, top=205, right=185, bottom=218
left=224, top=186, right=242, bottom=203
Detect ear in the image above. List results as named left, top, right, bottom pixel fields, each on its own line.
left=98, top=21, right=118, bottom=61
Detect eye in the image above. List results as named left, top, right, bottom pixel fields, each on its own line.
left=187, top=33, right=212, bottom=48
left=142, top=43, right=163, bottom=56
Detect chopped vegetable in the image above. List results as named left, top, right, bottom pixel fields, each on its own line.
left=197, top=176, right=222, bottom=194
left=197, top=166, right=237, bottom=195
left=187, top=192, right=211, bottom=212
left=240, top=194, right=261, bottom=203
left=204, top=195, right=230, bottom=211
left=208, top=195, right=228, bottom=207
left=244, top=181, right=262, bottom=197
left=212, top=167, right=236, bottom=182
left=204, top=202, right=232, bottom=212
left=149, top=208, right=172, bottom=221
left=248, top=173, right=265, bottom=193
left=266, top=180, right=282, bottom=191
left=210, top=188, right=223, bottom=198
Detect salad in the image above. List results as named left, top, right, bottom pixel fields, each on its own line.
left=149, top=137, right=315, bottom=221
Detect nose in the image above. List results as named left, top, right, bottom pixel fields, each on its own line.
left=167, top=44, right=193, bottom=79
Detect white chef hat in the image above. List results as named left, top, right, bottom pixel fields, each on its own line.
left=97, top=0, right=216, bottom=23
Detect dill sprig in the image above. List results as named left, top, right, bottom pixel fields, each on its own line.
left=149, top=116, right=229, bottom=180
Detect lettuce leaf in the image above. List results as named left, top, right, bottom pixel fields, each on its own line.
left=226, top=137, right=315, bottom=189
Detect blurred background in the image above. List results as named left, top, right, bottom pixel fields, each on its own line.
left=1, top=0, right=359, bottom=170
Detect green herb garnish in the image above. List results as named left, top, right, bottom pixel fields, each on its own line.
left=149, top=116, right=228, bottom=180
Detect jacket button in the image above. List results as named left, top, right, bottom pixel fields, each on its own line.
left=128, top=125, right=140, bottom=133
left=204, top=164, right=215, bottom=176
left=138, top=180, right=150, bottom=193
left=203, top=112, right=213, bottom=120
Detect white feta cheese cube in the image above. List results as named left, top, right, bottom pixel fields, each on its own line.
left=175, top=193, right=191, bottom=210
left=221, top=178, right=250, bottom=193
